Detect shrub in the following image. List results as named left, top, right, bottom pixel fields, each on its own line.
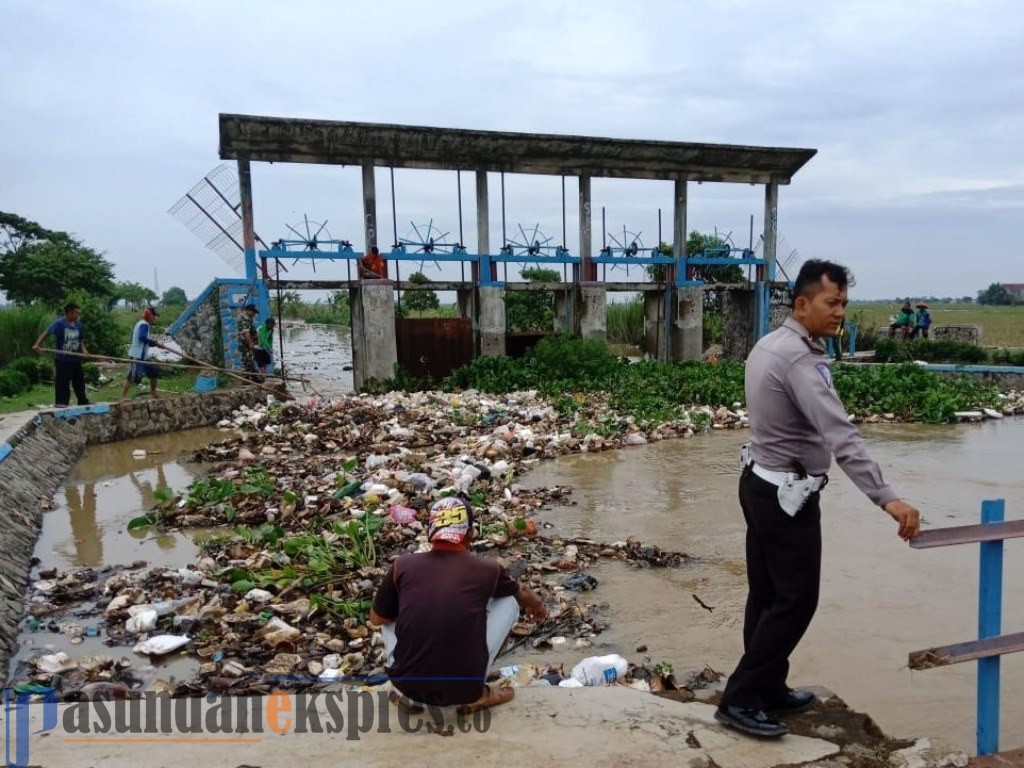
left=83, top=363, right=101, bottom=386
left=0, top=369, right=31, bottom=397
left=833, top=363, right=997, bottom=422
left=6, top=356, right=41, bottom=385
left=874, top=339, right=987, bottom=365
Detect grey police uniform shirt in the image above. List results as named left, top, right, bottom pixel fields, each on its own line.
left=745, top=317, right=899, bottom=508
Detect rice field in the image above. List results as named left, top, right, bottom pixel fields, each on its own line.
left=847, top=303, right=1024, bottom=347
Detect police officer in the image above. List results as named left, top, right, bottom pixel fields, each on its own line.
left=715, top=259, right=921, bottom=739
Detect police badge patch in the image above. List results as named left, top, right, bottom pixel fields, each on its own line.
left=815, top=363, right=833, bottom=388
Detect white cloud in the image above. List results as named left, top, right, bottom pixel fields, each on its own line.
left=2, top=0, right=1023, bottom=301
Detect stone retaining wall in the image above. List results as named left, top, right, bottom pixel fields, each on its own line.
left=0, top=388, right=265, bottom=680
left=931, top=325, right=982, bottom=344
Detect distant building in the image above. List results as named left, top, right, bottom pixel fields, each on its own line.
left=1002, top=283, right=1024, bottom=301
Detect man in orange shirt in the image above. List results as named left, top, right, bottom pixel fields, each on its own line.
left=359, top=245, right=386, bottom=279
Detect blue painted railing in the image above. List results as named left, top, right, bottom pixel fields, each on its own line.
left=909, top=499, right=1024, bottom=756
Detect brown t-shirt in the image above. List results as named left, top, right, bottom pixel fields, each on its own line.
left=371, top=548, right=518, bottom=706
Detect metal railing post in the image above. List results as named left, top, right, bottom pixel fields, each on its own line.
left=977, top=499, right=1005, bottom=756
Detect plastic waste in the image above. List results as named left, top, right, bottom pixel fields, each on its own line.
left=558, top=678, right=584, bottom=688
left=37, top=652, right=78, bottom=674
left=133, top=635, right=190, bottom=656
left=245, top=588, right=274, bottom=603
left=125, top=609, right=157, bottom=633
left=388, top=505, right=418, bottom=524
left=402, top=473, right=436, bottom=492
left=256, top=617, right=300, bottom=648
left=562, top=573, right=599, bottom=592
left=570, top=654, right=628, bottom=686
left=322, top=654, right=342, bottom=670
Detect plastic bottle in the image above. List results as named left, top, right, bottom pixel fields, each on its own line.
left=570, top=654, right=629, bottom=686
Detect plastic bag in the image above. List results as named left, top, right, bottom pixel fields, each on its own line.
left=570, top=654, right=628, bottom=686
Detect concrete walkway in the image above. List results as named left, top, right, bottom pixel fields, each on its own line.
left=3, top=687, right=847, bottom=768
left=0, top=409, right=41, bottom=459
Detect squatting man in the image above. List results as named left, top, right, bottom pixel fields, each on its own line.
left=370, top=497, right=547, bottom=714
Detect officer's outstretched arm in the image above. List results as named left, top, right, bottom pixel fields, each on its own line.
left=784, top=359, right=920, bottom=539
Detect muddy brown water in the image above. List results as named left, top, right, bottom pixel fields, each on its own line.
left=12, top=427, right=232, bottom=684
left=278, top=322, right=354, bottom=397
left=13, top=397, right=1023, bottom=751
left=513, top=420, right=1024, bottom=751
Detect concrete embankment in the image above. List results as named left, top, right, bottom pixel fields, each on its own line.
left=0, top=389, right=266, bottom=677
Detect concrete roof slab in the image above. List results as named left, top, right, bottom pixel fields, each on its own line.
left=220, top=114, right=816, bottom=184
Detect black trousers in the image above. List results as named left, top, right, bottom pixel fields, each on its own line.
left=54, top=360, right=88, bottom=407
left=719, top=466, right=822, bottom=710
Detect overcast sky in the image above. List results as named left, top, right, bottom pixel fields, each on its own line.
left=3, top=0, right=1023, bottom=301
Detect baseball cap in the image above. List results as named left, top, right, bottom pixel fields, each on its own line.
left=427, top=497, right=475, bottom=544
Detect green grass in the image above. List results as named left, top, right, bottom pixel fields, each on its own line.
left=0, top=366, right=225, bottom=415
left=607, top=298, right=645, bottom=346
left=0, top=306, right=51, bottom=368
left=849, top=303, right=1024, bottom=347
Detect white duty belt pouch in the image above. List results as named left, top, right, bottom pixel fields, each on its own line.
left=776, top=473, right=827, bottom=517
left=740, top=443, right=827, bottom=517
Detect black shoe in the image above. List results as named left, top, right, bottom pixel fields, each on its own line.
left=714, top=705, right=788, bottom=738
left=767, top=688, right=816, bottom=715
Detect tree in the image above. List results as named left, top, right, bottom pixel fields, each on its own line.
left=645, top=231, right=744, bottom=284
left=161, top=286, right=188, bottom=306
left=0, top=212, right=116, bottom=307
left=403, top=272, right=440, bottom=313
left=0, top=211, right=62, bottom=256
left=117, top=281, right=158, bottom=311
left=977, top=283, right=1016, bottom=306
left=506, top=267, right=560, bottom=331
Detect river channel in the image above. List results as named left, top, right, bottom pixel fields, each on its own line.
left=16, top=329, right=1024, bottom=750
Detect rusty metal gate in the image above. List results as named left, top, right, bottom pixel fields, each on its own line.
left=395, top=317, right=474, bottom=382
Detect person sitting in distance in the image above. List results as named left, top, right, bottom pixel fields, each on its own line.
left=359, top=245, right=386, bottom=279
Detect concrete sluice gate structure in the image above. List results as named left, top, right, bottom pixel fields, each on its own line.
left=170, top=115, right=815, bottom=388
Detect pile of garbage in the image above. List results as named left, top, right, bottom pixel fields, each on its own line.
left=156, top=391, right=743, bottom=529
left=12, top=391, right=714, bottom=699
left=13, top=559, right=689, bottom=700
left=488, top=654, right=723, bottom=696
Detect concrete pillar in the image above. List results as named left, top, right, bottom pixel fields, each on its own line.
left=579, top=175, right=595, bottom=281
left=362, top=164, right=380, bottom=277
left=579, top=285, right=607, bottom=342
left=673, top=287, right=704, bottom=362
left=478, top=286, right=506, bottom=357
left=721, top=287, right=756, bottom=361
left=672, top=178, right=687, bottom=281
left=457, top=287, right=479, bottom=354
left=769, top=287, right=791, bottom=332
left=456, top=288, right=476, bottom=320
left=643, top=290, right=665, bottom=360
left=554, top=289, right=574, bottom=335
left=350, top=283, right=397, bottom=390
left=237, top=158, right=257, bottom=281
left=475, top=171, right=494, bottom=282
left=763, top=182, right=778, bottom=280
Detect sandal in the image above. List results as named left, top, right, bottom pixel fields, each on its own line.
left=455, top=684, right=515, bottom=715
left=388, top=690, right=425, bottom=715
